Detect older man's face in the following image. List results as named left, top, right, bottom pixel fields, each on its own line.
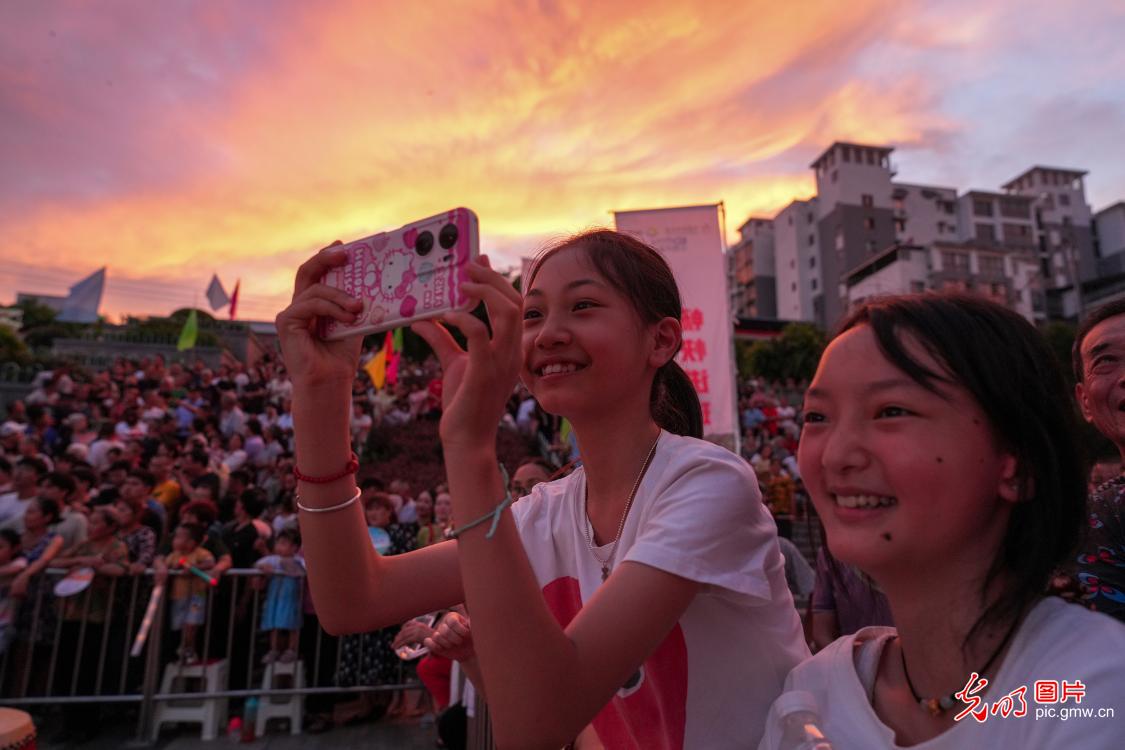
left=1077, top=315, right=1125, bottom=447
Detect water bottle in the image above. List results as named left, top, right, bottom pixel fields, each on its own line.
left=776, top=690, right=834, bottom=750
left=240, top=697, right=258, bottom=743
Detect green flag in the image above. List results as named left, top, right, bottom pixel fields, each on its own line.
left=393, top=327, right=404, bottom=353
left=177, top=309, right=198, bottom=351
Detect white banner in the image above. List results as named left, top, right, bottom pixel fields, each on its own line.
left=614, top=205, right=737, bottom=445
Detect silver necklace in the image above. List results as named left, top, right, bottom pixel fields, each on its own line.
left=583, top=435, right=660, bottom=582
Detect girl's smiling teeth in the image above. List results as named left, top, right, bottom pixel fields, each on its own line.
left=833, top=494, right=898, bottom=509
left=537, top=362, right=587, bottom=376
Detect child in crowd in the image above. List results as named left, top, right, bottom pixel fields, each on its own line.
left=165, top=523, right=214, bottom=663
left=0, top=529, right=27, bottom=654
left=284, top=231, right=806, bottom=748
left=256, top=527, right=305, bottom=663
left=760, top=294, right=1125, bottom=749
left=414, top=490, right=441, bottom=548
left=365, top=492, right=395, bottom=554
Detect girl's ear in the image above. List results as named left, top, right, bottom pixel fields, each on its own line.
left=997, top=453, right=1024, bottom=504
left=650, top=317, right=682, bottom=369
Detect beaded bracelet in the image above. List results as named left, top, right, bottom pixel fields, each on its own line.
left=446, top=464, right=513, bottom=541
left=293, top=452, right=359, bottom=484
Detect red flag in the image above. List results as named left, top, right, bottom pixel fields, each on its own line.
left=387, top=352, right=400, bottom=386
left=384, top=331, right=398, bottom=385
left=229, top=280, right=240, bottom=319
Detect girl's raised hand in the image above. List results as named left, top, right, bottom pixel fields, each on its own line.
left=275, top=242, right=365, bottom=389
left=424, top=611, right=476, bottom=663
left=410, top=256, right=523, bottom=450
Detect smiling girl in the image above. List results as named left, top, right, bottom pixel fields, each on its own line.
left=759, top=294, right=1125, bottom=749
left=279, top=229, right=806, bottom=749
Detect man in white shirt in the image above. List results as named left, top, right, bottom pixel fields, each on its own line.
left=0, top=457, right=47, bottom=529
left=0, top=421, right=24, bottom=461
left=219, top=393, right=247, bottom=438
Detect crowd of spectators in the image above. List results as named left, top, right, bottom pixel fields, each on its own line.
left=0, top=349, right=563, bottom=738
left=0, top=348, right=855, bottom=741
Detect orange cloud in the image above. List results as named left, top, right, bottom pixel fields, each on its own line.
left=6, top=0, right=1096, bottom=320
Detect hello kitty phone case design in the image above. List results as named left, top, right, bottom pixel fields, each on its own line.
left=319, top=207, right=479, bottom=340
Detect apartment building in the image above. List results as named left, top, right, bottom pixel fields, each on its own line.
left=1004, top=167, right=1096, bottom=282
left=846, top=242, right=1040, bottom=322
left=807, top=143, right=898, bottom=327
left=1096, top=202, right=1125, bottom=263
left=726, top=217, right=776, bottom=319
left=732, top=141, right=1123, bottom=325
left=892, top=182, right=960, bottom=247
left=773, top=198, right=820, bottom=321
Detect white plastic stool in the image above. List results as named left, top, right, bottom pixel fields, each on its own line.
left=256, top=659, right=305, bottom=736
left=151, top=659, right=229, bottom=741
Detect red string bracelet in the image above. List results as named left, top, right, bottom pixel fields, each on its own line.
left=293, top=452, right=359, bottom=484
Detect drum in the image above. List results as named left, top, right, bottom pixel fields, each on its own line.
left=0, top=708, right=36, bottom=750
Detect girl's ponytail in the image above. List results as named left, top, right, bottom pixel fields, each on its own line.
left=651, top=361, right=703, bottom=438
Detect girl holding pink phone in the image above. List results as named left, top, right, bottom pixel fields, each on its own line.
left=278, top=228, right=807, bottom=748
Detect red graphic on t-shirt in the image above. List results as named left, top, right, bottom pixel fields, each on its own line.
left=541, top=577, right=687, bottom=750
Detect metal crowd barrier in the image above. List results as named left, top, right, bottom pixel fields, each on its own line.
left=0, top=567, right=425, bottom=743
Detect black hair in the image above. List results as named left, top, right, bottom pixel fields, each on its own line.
left=192, top=474, right=221, bottom=500
left=16, top=457, right=48, bottom=478
left=108, top=460, right=132, bottom=474
left=0, top=528, right=21, bottom=549
left=527, top=229, right=703, bottom=438
left=229, top=469, right=251, bottom=487
left=238, top=488, right=266, bottom=519
left=91, top=506, right=121, bottom=532
left=33, top=497, right=62, bottom=524
left=0, top=457, right=10, bottom=474
left=516, top=456, right=554, bottom=474
left=277, top=527, right=301, bottom=548
left=71, top=465, right=96, bottom=490
left=836, top=293, right=1086, bottom=649
left=181, top=499, right=219, bottom=527
left=177, top=523, right=205, bottom=546
left=1072, top=298, right=1125, bottom=383
left=360, top=477, right=386, bottom=492
left=41, top=472, right=77, bottom=495
left=128, top=469, right=156, bottom=490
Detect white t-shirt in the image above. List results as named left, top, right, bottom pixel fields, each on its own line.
left=512, top=429, right=808, bottom=749
left=759, top=597, right=1125, bottom=749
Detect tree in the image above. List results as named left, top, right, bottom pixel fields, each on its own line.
left=125, top=309, right=221, bottom=347
left=1042, top=321, right=1077, bottom=386
left=14, top=298, right=58, bottom=330
left=744, top=322, right=827, bottom=382
left=0, top=326, right=30, bottom=365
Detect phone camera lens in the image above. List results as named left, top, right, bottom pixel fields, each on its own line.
left=439, top=223, right=459, bottom=249
left=416, top=231, right=434, bottom=256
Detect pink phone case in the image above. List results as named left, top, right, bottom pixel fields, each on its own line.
left=319, top=207, right=479, bottom=340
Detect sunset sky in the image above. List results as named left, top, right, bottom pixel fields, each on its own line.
left=2, top=0, right=1124, bottom=322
